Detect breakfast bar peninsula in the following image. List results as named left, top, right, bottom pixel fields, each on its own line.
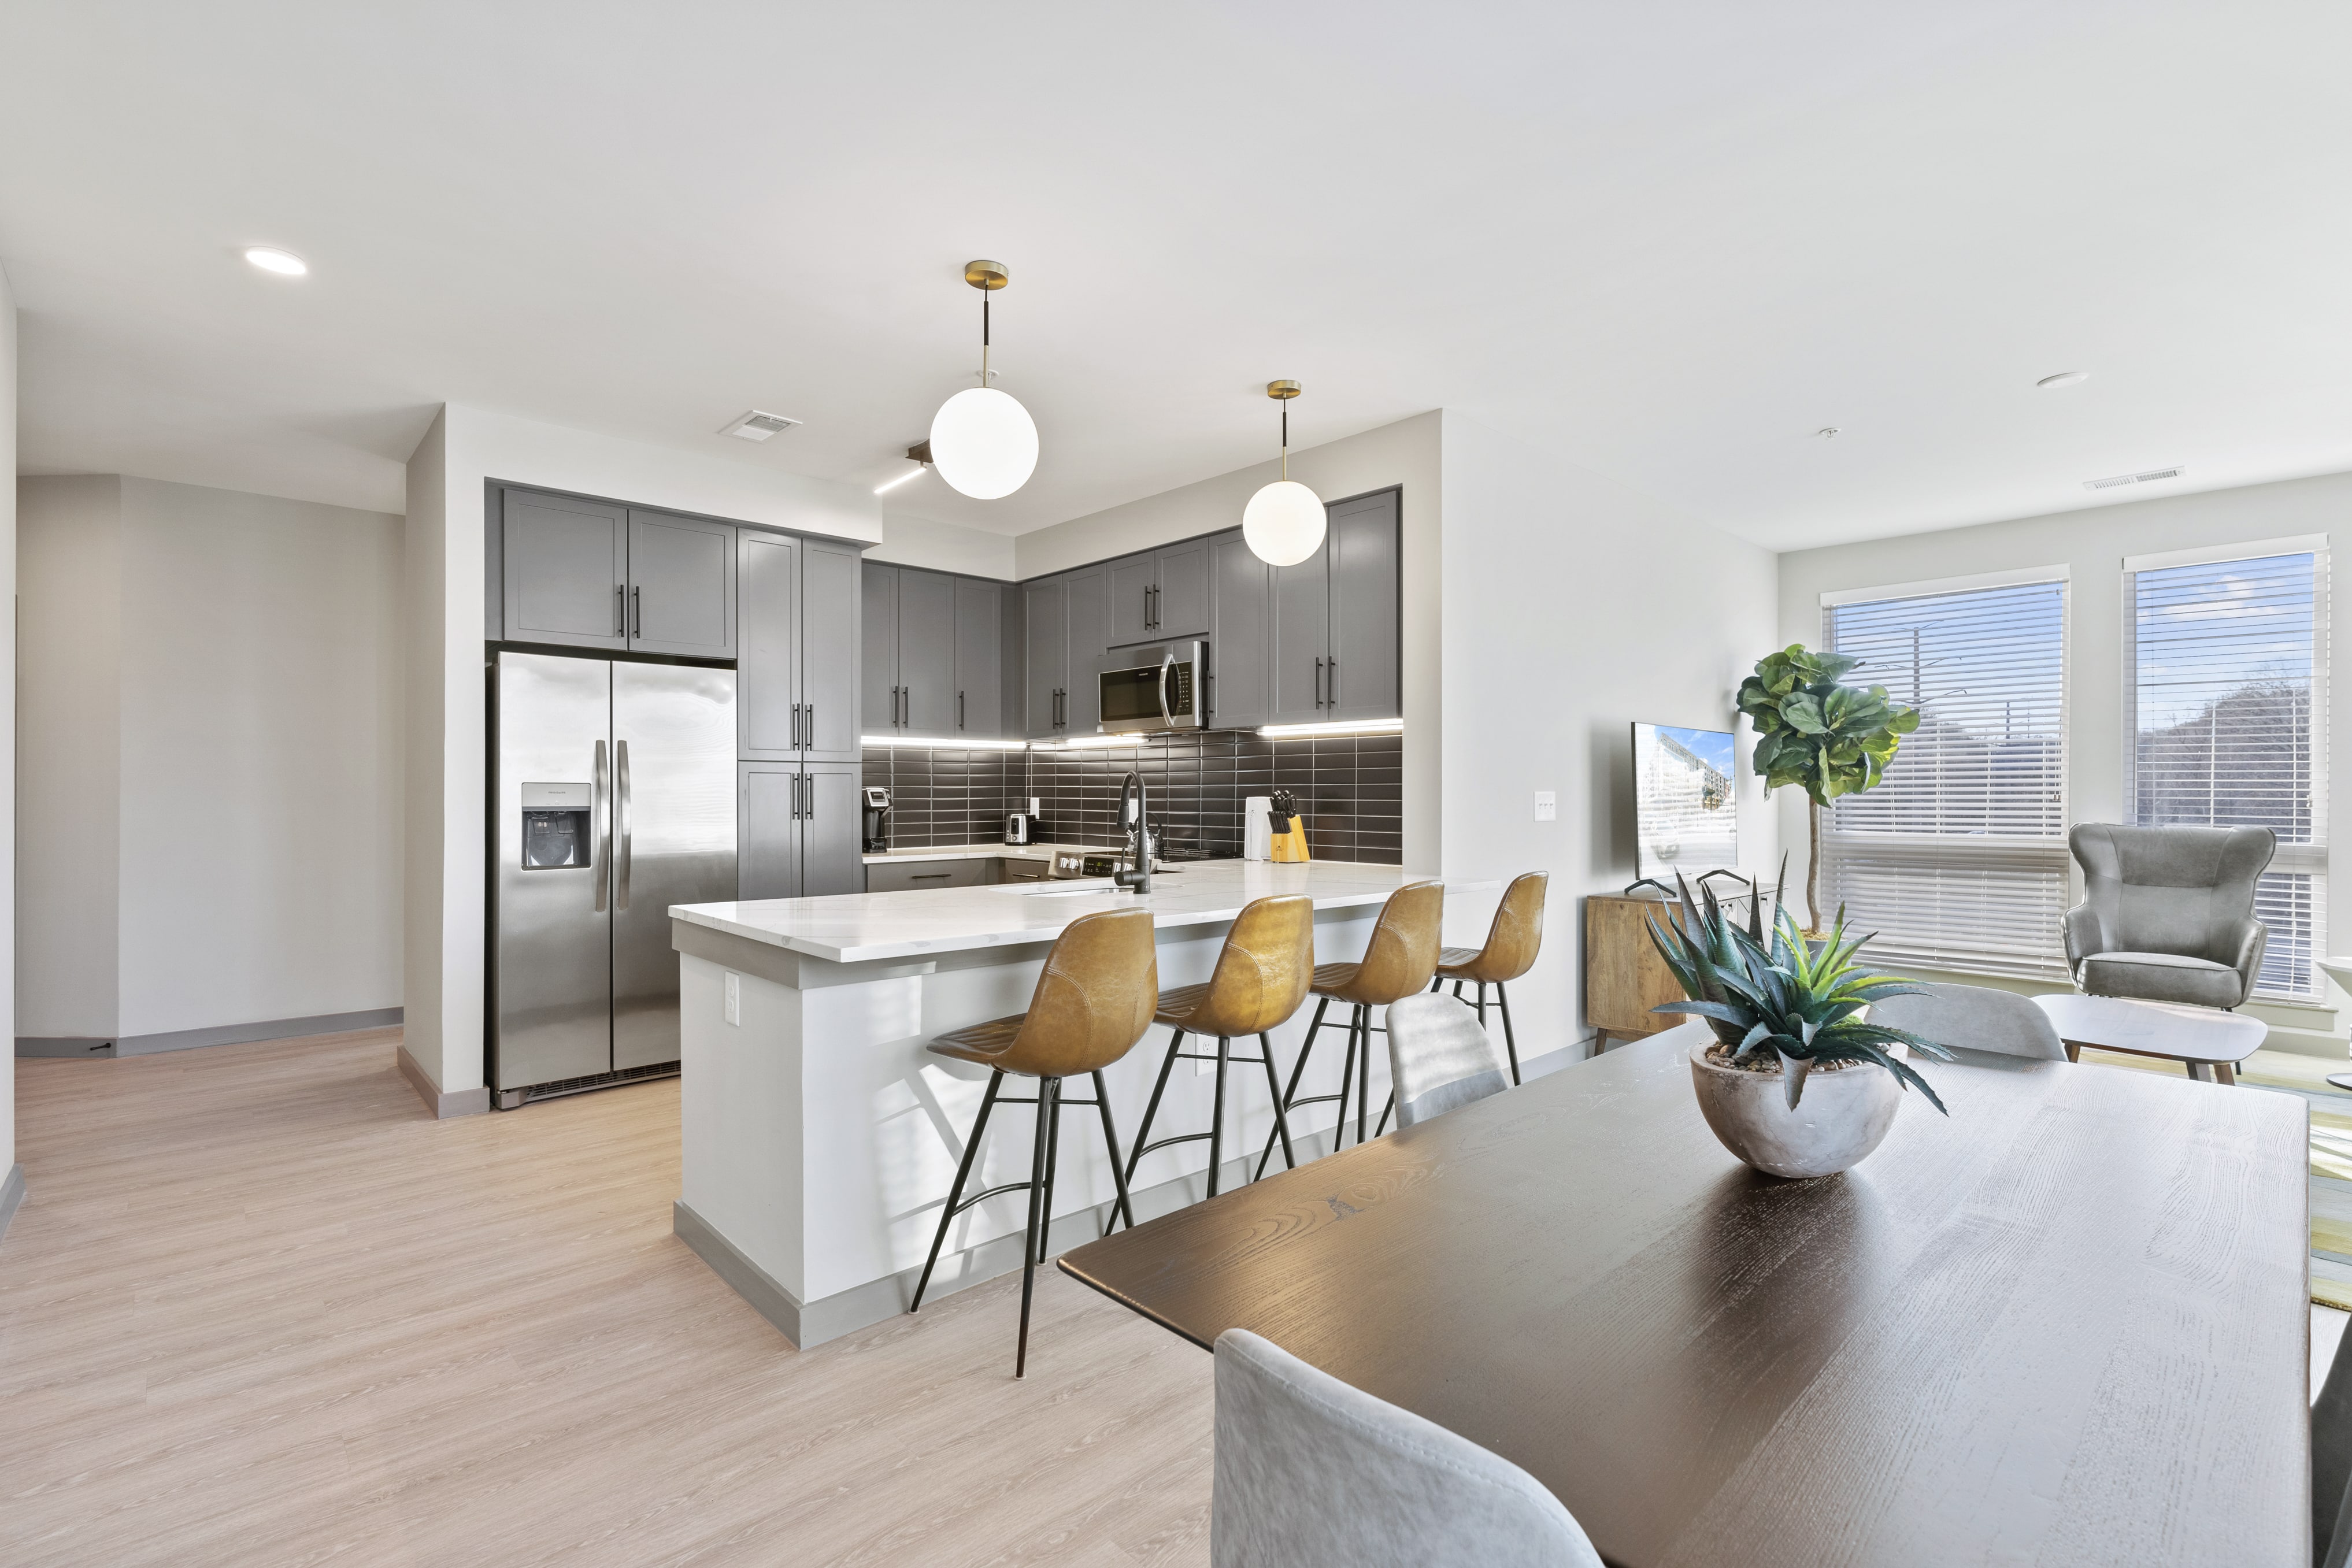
left=667, top=859, right=1490, bottom=1347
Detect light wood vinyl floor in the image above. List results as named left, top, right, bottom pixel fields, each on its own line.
left=0, top=1030, right=1212, bottom=1567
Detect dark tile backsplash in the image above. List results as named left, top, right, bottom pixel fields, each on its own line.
left=861, top=731, right=1403, bottom=865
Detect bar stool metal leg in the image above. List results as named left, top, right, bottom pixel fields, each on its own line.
left=1354, top=1006, right=1372, bottom=1147
left=1088, top=1070, right=1138, bottom=1232
left=1496, top=981, right=1521, bottom=1085
left=1332, top=1010, right=1361, bottom=1152
left=1258, top=999, right=1334, bottom=1178
left=910, top=1070, right=1004, bottom=1313
left=1015, top=1076, right=1058, bottom=1378
left=1123, top=1028, right=1187, bottom=1192
left=1257, top=1033, right=1297, bottom=1172
left=1208, top=1035, right=1231, bottom=1197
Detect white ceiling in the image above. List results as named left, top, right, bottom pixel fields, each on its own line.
left=5, top=2, right=2350, bottom=551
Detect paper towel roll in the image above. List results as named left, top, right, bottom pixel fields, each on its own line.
left=1243, top=795, right=1273, bottom=862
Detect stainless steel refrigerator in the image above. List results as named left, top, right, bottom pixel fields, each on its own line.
left=492, top=650, right=736, bottom=1107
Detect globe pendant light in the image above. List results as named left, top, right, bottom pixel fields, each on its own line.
left=1242, top=380, right=1325, bottom=565
left=928, top=260, right=1039, bottom=500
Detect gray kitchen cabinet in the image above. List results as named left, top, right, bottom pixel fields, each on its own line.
left=1108, top=554, right=1157, bottom=647
left=799, top=542, right=862, bottom=762
left=1325, top=490, right=1401, bottom=721
left=738, top=532, right=861, bottom=765
left=1155, top=539, right=1211, bottom=639
left=1024, top=576, right=1066, bottom=739
left=1209, top=530, right=1273, bottom=729
left=503, top=489, right=628, bottom=650
left=801, top=763, right=864, bottom=895
left=1271, top=532, right=1332, bottom=721
left=865, top=857, right=991, bottom=894
left=737, top=531, right=801, bottom=759
left=1106, top=539, right=1211, bottom=647
left=861, top=564, right=899, bottom=733
left=897, top=569, right=958, bottom=735
left=954, top=577, right=1003, bottom=737
left=864, top=562, right=971, bottom=738
left=627, top=510, right=736, bottom=659
left=739, top=759, right=862, bottom=899
left=738, top=763, right=802, bottom=900
left=1063, top=566, right=1109, bottom=736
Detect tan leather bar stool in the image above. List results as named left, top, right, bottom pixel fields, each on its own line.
left=1258, top=879, right=1444, bottom=1174
left=1121, top=895, right=1315, bottom=1208
left=909, top=907, right=1157, bottom=1377
left=1431, top=870, right=1549, bottom=1085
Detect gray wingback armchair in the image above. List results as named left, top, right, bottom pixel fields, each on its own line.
left=2064, top=823, right=2276, bottom=1009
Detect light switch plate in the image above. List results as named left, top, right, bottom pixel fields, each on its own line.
left=724, top=971, right=741, bottom=1026
left=1534, top=790, right=1557, bottom=822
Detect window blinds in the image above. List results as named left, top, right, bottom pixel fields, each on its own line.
left=1823, top=579, right=2070, bottom=977
left=2127, top=550, right=2328, bottom=999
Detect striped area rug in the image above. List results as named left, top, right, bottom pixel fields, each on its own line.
left=2083, top=1047, right=2352, bottom=1309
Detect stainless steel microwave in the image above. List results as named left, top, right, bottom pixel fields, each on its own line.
left=1098, top=640, right=1205, bottom=734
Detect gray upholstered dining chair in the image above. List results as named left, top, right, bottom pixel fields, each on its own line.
left=1212, top=1328, right=1603, bottom=1568
left=1385, top=992, right=1513, bottom=1129
left=2064, top=823, right=2276, bottom=1009
left=2317, top=1326, right=2352, bottom=1568
left=1865, top=983, right=2068, bottom=1061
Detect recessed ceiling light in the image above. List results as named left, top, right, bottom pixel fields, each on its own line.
left=243, top=247, right=308, bottom=276
left=2036, top=370, right=2090, bottom=389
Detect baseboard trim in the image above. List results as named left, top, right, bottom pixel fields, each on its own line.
left=15, top=1036, right=114, bottom=1058
left=116, top=1007, right=405, bottom=1058
left=397, top=1043, right=491, bottom=1119
left=0, top=1165, right=25, bottom=1245
left=673, top=1199, right=808, bottom=1344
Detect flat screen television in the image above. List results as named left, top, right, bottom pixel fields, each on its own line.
left=1632, top=722, right=1739, bottom=885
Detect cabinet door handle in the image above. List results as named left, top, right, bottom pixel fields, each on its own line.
left=803, top=773, right=814, bottom=820
left=616, top=585, right=625, bottom=636
left=958, top=690, right=966, bottom=731
left=805, top=703, right=816, bottom=748
left=1327, top=657, right=1338, bottom=709
left=1314, top=657, right=1324, bottom=707
left=794, top=702, right=805, bottom=750
left=911, top=872, right=950, bottom=881
left=631, top=586, right=641, bottom=639
left=1143, top=584, right=1152, bottom=628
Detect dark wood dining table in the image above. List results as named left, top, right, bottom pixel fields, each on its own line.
left=1058, top=1021, right=2312, bottom=1568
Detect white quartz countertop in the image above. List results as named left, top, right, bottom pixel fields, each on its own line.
left=674, top=859, right=1486, bottom=965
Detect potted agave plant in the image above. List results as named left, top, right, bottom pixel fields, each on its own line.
left=1648, top=874, right=1953, bottom=1178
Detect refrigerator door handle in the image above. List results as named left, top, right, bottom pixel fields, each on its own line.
left=616, top=737, right=633, bottom=909
left=593, top=739, right=610, bottom=911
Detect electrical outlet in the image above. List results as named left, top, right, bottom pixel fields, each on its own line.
left=724, top=971, right=741, bottom=1027
left=1534, top=790, right=1557, bottom=822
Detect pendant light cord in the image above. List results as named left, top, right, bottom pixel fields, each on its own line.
left=981, top=290, right=991, bottom=386
left=1280, top=399, right=1288, bottom=480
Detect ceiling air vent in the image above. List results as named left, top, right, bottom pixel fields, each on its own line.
left=719, top=410, right=802, bottom=442
left=2083, top=465, right=2184, bottom=493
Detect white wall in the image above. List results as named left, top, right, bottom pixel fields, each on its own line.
left=1015, top=412, right=1445, bottom=872
left=115, top=479, right=403, bottom=1035
left=1438, top=415, right=1781, bottom=1067
left=17, top=477, right=121, bottom=1038
left=15, top=476, right=405, bottom=1044
left=869, top=511, right=1017, bottom=579
left=403, top=405, right=884, bottom=1095
left=1777, top=468, right=2352, bottom=1046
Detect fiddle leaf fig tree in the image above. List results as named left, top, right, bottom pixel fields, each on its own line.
left=1737, top=644, right=1920, bottom=933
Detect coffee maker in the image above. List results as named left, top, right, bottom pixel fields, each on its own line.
left=862, top=787, right=892, bottom=853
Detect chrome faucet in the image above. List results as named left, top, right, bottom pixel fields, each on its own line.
left=1114, top=770, right=1154, bottom=894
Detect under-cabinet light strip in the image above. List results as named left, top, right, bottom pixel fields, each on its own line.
left=1258, top=718, right=1405, bottom=740
left=859, top=733, right=1030, bottom=751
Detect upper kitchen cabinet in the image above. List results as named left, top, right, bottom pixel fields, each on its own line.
left=1266, top=488, right=1401, bottom=724
left=739, top=530, right=861, bottom=764
left=1209, top=531, right=1273, bottom=729
left=1062, top=566, right=1109, bottom=736
left=1024, top=576, right=1066, bottom=740
left=1324, top=490, right=1401, bottom=721
left=954, top=577, right=1003, bottom=737
left=628, top=510, right=736, bottom=659
left=1105, top=539, right=1211, bottom=647
left=864, top=562, right=1008, bottom=740
left=502, top=489, right=628, bottom=650
left=498, top=487, right=736, bottom=658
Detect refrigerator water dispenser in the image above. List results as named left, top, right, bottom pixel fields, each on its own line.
left=520, top=781, right=593, bottom=869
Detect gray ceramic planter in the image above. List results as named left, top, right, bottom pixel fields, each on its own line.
left=1688, top=1041, right=1902, bottom=1178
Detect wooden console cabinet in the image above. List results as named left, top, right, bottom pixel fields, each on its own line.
left=1584, top=891, right=1756, bottom=1051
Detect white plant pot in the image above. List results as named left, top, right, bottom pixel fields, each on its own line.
left=1687, top=1042, right=1903, bottom=1179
